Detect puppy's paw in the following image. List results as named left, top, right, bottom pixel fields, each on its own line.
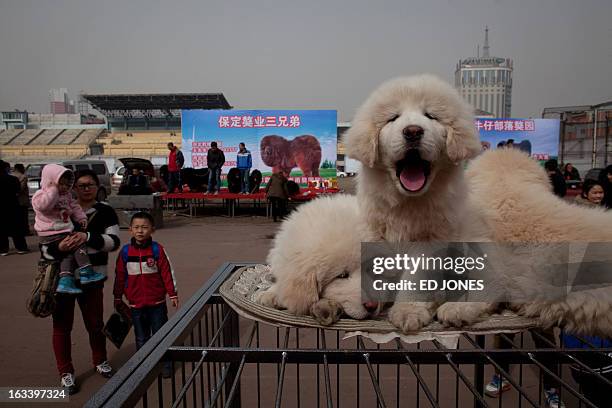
left=388, top=303, right=434, bottom=333
left=253, top=289, right=279, bottom=308
left=310, top=299, right=343, bottom=325
left=436, top=302, right=491, bottom=328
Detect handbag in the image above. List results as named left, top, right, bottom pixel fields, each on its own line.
left=26, top=260, right=60, bottom=318
left=103, top=307, right=133, bottom=349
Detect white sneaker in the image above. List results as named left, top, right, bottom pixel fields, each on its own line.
left=485, top=374, right=511, bottom=397
left=544, top=388, right=566, bottom=408
left=96, top=361, right=114, bottom=378
left=60, top=372, right=78, bottom=395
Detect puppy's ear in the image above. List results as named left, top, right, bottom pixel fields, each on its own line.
left=446, top=119, right=481, bottom=163
left=344, top=118, right=379, bottom=168
left=279, top=271, right=319, bottom=316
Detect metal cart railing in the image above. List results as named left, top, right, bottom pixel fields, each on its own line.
left=85, top=263, right=612, bottom=408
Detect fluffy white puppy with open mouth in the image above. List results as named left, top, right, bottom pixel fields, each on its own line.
left=256, top=194, right=382, bottom=325
left=344, top=74, right=493, bottom=332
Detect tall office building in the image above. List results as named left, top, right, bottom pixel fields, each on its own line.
left=49, top=88, right=75, bottom=114
left=454, top=27, right=513, bottom=117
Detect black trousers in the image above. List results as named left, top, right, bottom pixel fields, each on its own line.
left=19, top=205, right=30, bottom=235
left=269, top=198, right=287, bottom=222
left=0, top=232, right=28, bottom=253
left=572, top=369, right=612, bottom=407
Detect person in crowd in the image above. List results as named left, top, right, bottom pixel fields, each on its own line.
left=496, top=141, right=506, bottom=148
left=32, top=164, right=105, bottom=294
left=237, top=142, right=252, bottom=194
left=265, top=170, right=289, bottom=222
left=544, top=159, right=566, bottom=198
left=505, top=139, right=515, bottom=148
left=206, top=141, right=225, bottom=195
left=166, top=142, right=184, bottom=193
left=486, top=330, right=565, bottom=407
left=574, top=179, right=605, bottom=208
left=159, top=164, right=169, bottom=186
left=12, top=163, right=31, bottom=236
left=562, top=163, right=580, bottom=181
left=127, top=168, right=148, bottom=194
left=42, top=169, right=121, bottom=394
left=598, top=165, right=612, bottom=209
left=113, top=211, right=178, bottom=378
left=0, top=160, right=28, bottom=255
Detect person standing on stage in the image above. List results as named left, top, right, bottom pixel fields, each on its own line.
left=166, top=142, right=184, bottom=193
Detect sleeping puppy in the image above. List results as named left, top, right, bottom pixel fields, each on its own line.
left=344, top=74, right=493, bottom=332
left=256, top=194, right=379, bottom=324
left=467, top=148, right=612, bottom=337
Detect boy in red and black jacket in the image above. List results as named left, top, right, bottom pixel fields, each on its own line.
left=113, top=212, right=178, bottom=376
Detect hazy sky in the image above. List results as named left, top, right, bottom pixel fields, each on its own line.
left=1, top=0, right=610, bottom=121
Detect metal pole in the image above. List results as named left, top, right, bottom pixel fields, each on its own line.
left=559, top=113, right=566, bottom=165
left=605, top=111, right=610, bottom=166
left=592, top=108, right=598, bottom=168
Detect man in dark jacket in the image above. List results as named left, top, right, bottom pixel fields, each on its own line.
left=167, top=142, right=185, bottom=193
left=206, top=142, right=225, bottom=194
left=0, top=160, right=28, bottom=255
left=544, top=159, right=566, bottom=198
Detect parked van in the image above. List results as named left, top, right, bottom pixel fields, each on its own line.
left=26, top=159, right=112, bottom=202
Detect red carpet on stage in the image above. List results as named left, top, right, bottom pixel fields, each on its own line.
left=161, top=188, right=340, bottom=201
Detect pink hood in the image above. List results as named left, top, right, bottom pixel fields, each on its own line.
left=32, top=163, right=85, bottom=236
left=40, top=164, right=74, bottom=190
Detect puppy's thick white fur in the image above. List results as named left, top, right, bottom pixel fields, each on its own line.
left=467, top=148, right=612, bottom=337
left=344, top=74, right=493, bottom=332
left=258, top=195, right=370, bottom=323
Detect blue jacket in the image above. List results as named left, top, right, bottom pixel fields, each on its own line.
left=237, top=149, right=252, bottom=169
left=562, top=333, right=612, bottom=349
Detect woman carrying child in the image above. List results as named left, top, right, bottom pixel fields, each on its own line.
left=39, top=168, right=121, bottom=394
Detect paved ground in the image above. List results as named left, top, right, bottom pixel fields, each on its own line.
left=0, top=178, right=583, bottom=407
left=0, top=214, right=280, bottom=407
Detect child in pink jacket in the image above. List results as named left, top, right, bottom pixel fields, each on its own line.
left=32, top=164, right=105, bottom=294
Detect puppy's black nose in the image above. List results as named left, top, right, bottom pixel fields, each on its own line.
left=363, top=301, right=379, bottom=313
left=403, top=125, right=424, bottom=143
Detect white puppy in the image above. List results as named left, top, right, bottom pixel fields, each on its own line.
left=257, top=195, right=378, bottom=324
left=344, top=74, right=493, bottom=332
left=467, top=148, right=612, bottom=337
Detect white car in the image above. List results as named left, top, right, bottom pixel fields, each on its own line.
left=337, top=171, right=347, bottom=178
left=112, top=166, right=126, bottom=190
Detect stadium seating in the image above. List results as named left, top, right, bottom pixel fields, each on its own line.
left=0, top=129, right=24, bottom=145
left=72, top=129, right=104, bottom=145
left=0, top=128, right=182, bottom=163
left=97, top=131, right=182, bottom=157
left=51, top=129, right=84, bottom=145
left=29, top=129, right=65, bottom=145
left=8, top=129, right=45, bottom=145
left=0, top=128, right=107, bottom=162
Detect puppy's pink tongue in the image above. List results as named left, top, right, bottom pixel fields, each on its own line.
left=399, top=165, right=426, bottom=192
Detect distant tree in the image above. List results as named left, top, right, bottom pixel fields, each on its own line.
left=320, top=159, right=335, bottom=169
